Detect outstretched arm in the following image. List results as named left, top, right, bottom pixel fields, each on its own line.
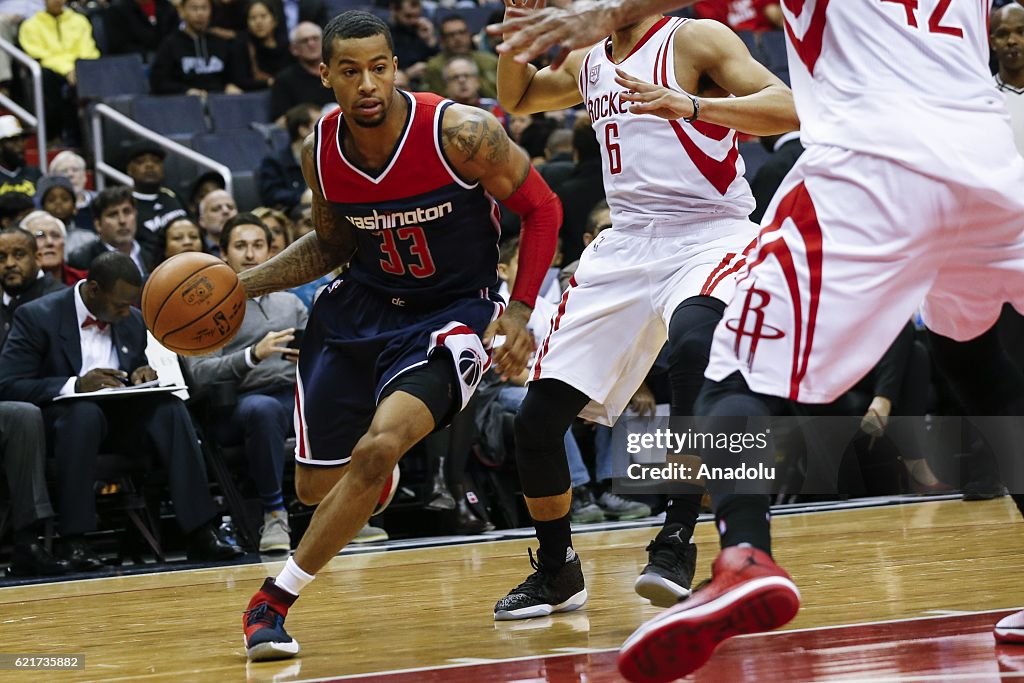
left=490, top=0, right=698, bottom=68
left=239, top=135, right=358, bottom=298
left=497, top=0, right=588, bottom=114
left=443, top=104, right=562, bottom=378
left=617, top=20, right=797, bottom=136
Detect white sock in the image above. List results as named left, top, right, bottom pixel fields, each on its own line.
left=275, top=557, right=315, bottom=596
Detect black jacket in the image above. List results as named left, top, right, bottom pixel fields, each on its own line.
left=0, top=273, right=66, bottom=351
left=67, top=240, right=159, bottom=277
left=257, top=145, right=305, bottom=210
left=150, top=30, right=246, bottom=94
left=750, top=138, right=804, bottom=224
left=268, top=62, right=335, bottom=120
left=0, top=287, right=149, bottom=405
left=105, top=0, right=180, bottom=59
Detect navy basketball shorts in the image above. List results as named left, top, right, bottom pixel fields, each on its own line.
left=293, top=276, right=503, bottom=467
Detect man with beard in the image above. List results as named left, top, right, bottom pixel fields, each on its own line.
left=992, top=3, right=1024, bottom=157
left=124, top=141, right=188, bottom=237
left=0, top=117, right=41, bottom=198
left=0, top=227, right=65, bottom=350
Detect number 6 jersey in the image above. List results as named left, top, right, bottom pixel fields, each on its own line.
left=578, top=16, right=756, bottom=231
left=314, top=90, right=501, bottom=304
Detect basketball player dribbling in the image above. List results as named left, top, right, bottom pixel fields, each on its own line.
left=494, top=1, right=1024, bottom=681
left=491, top=0, right=797, bottom=620
left=237, top=11, right=561, bottom=661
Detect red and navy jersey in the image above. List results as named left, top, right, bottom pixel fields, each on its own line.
left=313, top=90, right=501, bottom=304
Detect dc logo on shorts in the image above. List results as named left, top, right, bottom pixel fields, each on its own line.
left=327, top=279, right=343, bottom=294
left=458, top=348, right=484, bottom=389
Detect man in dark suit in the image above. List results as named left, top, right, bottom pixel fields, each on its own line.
left=68, top=186, right=160, bottom=279
left=1, top=226, right=66, bottom=349
left=749, top=130, right=803, bottom=224
left=0, top=252, right=243, bottom=570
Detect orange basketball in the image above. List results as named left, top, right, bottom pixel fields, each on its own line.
left=142, top=252, right=247, bottom=356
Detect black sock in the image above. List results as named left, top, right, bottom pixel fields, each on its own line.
left=535, top=513, right=573, bottom=569
left=662, top=493, right=702, bottom=541
left=715, top=495, right=772, bottom=555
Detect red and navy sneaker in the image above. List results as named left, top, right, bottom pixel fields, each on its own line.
left=373, top=464, right=400, bottom=515
left=618, top=545, right=800, bottom=683
left=244, top=577, right=300, bottom=661
left=996, top=610, right=1024, bottom=644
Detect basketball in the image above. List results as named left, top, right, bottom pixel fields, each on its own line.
left=141, top=252, right=247, bottom=356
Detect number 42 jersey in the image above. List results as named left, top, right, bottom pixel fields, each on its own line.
left=313, top=90, right=501, bottom=303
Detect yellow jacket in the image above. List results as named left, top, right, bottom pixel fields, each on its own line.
left=18, top=9, right=100, bottom=77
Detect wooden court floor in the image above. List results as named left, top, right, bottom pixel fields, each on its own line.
left=3, top=498, right=1024, bottom=682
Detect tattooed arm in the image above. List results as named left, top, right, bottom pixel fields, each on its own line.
left=441, top=104, right=561, bottom=379
left=239, top=135, right=358, bottom=298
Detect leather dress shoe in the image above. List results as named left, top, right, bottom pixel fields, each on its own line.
left=6, top=543, right=72, bottom=577
left=59, top=539, right=106, bottom=572
left=187, top=525, right=245, bottom=562
left=453, top=498, right=494, bottom=535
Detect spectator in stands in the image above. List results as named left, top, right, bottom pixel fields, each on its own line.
left=35, top=175, right=79, bottom=234
left=17, top=0, right=98, bottom=144
left=749, top=129, right=802, bottom=224
left=68, top=186, right=160, bottom=278
left=539, top=128, right=574, bottom=189
left=693, top=0, right=783, bottom=31
left=258, top=103, right=315, bottom=212
left=1, top=400, right=69, bottom=576
left=156, top=217, right=206, bottom=261
left=288, top=202, right=313, bottom=239
left=442, top=57, right=502, bottom=117
left=389, top=0, right=437, bottom=85
left=0, top=252, right=245, bottom=569
left=0, top=192, right=35, bottom=228
left=49, top=151, right=94, bottom=231
left=992, top=3, right=1024, bottom=157
left=269, top=22, right=333, bottom=122
left=187, top=214, right=308, bottom=552
left=0, top=226, right=64, bottom=349
left=124, top=141, right=188, bottom=239
left=273, top=0, right=328, bottom=39
left=560, top=200, right=611, bottom=292
left=198, top=188, right=238, bottom=256
left=150, top=0, right=245, bottom=97
left=555, top=119, right=605, bottom=265
left=105, top=0, right=179, bottom=60
left=423, top=14, right=499, bottom=97
left=234, top=0, right=294, bottom=90
left=22, top=210, right=88, bottom=285
left=187, top=170, right=227, bottom=216
left=0, top=116, right=41, bottom=197
left=252, top=206, right=290, bottom=256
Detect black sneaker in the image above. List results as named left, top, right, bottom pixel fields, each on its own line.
left=494, top=549, right=587, bottom=621
left=633, top=526, right=698, bottom=608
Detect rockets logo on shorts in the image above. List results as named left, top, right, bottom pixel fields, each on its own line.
left=724, top=287, right=785, bottom=370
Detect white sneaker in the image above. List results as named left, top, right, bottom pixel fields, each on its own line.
left=352, top=522, right=388, bottom=544
left=259, top=510, right=291, bottom=553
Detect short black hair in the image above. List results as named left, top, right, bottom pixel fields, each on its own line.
left=157, top=217, right=206, bottom=260
left=93, top=186, right=135, bottom=218
left=88, top=251, right=143, bottom=290
left=0, top=192, right=35, bottom=224
left=498, top=236, right=520, bottom=266
left=220, top=212, right=272, bottom=254
left=285, top=103, right=317, bottom=142
left=573, top=123, right=600, bottom=162
left=0, top=226, right=37, bottom=252
left=440, top=14, right=467, bottom=29
left=322, top=11, right=394, bottom=64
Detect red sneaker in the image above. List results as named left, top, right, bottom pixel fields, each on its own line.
left=618, top=545, right=800, bottom=683
left=243, top=578, right=300, bottom=661
left=996, top=610, right=1024, bottom=644
left=373, top=464, right=400, bottom=515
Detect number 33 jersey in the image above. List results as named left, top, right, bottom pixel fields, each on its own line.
left=314, top=90, right=501, bottom=303
left=578, top=16, right=755, bottom=231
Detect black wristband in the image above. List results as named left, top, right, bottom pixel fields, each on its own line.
left=683, top=94, right=700, bottom=123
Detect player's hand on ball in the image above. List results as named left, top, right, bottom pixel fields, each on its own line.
left=76, top=368, right=129, bottom=393
left=484, top=301, right=534, bottom=380
left=616, top=69, right=696, bottom=120
left=254, top=328, right=296, bottom=362
left=131, top=365, right=158, bottom=385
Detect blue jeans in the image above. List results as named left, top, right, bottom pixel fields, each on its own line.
left=215, top=388, right=294, bottom=506
left=497, top=385, right=591, bottom=488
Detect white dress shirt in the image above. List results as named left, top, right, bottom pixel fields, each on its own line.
left=58, top=281, right=121, bottom=395
left=103, top=240, right=147, bottom=278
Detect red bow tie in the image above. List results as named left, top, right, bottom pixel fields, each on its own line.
left=82, top=316, right=109, bottom=331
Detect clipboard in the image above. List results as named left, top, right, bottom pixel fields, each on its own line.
left=53, top=382, right=187, bottom=402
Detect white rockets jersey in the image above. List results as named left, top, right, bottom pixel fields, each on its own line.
left=784, top=0, right=1013, bottom=182
left=578, top=16, right=755, bottom=230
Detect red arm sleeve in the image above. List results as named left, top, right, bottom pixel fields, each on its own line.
left=500, top=166, right=562, bottom=308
